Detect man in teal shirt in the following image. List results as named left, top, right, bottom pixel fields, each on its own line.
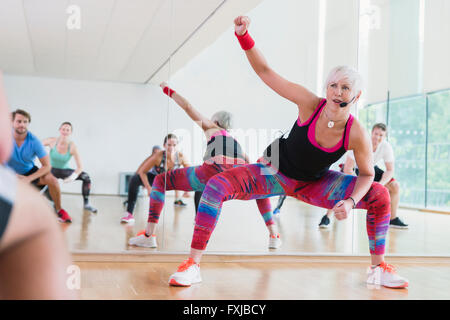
left=7, top=109, right=72, bottom=223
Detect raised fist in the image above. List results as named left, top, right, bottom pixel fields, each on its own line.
left=160, top=81, right=168, bottom=89
left=234, top=16, right=250, bottom=36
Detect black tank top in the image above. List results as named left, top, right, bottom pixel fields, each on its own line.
left=263, top=99, right=354, bottom=181
left=203, top=131, right=246, bottom=162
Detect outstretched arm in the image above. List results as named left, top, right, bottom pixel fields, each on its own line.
left=136, top=151, right=162, bottom=196
left=379, top=161, right=394, bottom=186
left=21, top=155, right=52, bottom=184
left=41, top=137, right=57, bottom=147
left=348, top=127, right=375, bottom=205
left=160, top=82, right=218, bottom=133
left=333, top=122, right=375, bottom=220
left=234, top=16, right=320, bottom=115
left=179, top=152, right=190, bottom=168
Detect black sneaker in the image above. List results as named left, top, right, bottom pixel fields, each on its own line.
left=174, top=199, right=187, bottom=207
left=318, top=215, right=330, bottom=228
left=389, top=217, right=408, bottom=229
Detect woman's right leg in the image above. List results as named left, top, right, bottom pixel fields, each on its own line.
left=146, top=164, right=219, bottom=235
left=76, top=172, right=97, bottom=212
left=129, top=164, right=221, bottom=247
left=126, top=174, right=144, bottom=214
left=191, top=163, right=290, bottom=253
left=194, top=191, right=203, bottom=214
left=122, top=173, right=156, bottom=223
left=169, top=162, right=293, bottom=286
left=273, top=195, right=286, bottom=214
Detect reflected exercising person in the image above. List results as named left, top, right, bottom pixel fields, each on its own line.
left=128, top=82, right=280, bottom=250
left=120, top=134, right=191, bottom=224
left=318, top=123, right=408, bottom=229
left=0, top=71, right=77, bottom=299
left=42, top=122, right=98, bottom=213
left=7, top=109, right=72, bottom=223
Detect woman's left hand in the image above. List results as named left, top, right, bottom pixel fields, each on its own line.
left=332, top=199, right=353, bottom=220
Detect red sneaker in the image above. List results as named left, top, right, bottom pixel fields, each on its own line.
left=57, top=209, right=72, bottom=223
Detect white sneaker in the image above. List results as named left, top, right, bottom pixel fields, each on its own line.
left=169, top=258, right=202, bottom=286
left=128, top=231, right=157, bottom=248
left=269, top=233, right=282, bottom=249
left=120, top=212, right=135, bottom=224
left=366, top=261, right=409, bottom=289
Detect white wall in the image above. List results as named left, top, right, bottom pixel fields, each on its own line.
left=3, top=74, right=171, bottom=195
left=168, top=0, right=360, bottom=166
left=323, top=0, right=360, bottom=82
left=424, top=0, right=450, bottom=92
left=388, top=0, right=422, bottom=98
left=359, top=0, right=450, bottom=105
left=358, top=0, right=390, bottom=104
left=168, top=0, right=323, bottom=164
left=5, top=0, right=449, bottom=195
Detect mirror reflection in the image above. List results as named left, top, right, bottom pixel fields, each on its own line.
left=1, top=0, right=449, bottom=258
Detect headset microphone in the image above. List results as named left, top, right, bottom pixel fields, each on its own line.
left=340, top=96, right=355, bottom=108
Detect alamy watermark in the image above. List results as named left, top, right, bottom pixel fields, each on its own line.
left=366, top=266, right=382, bottom=290
left=66, top=5, right=81, bottom=30
left=171, top=122, right=284, bottom=176
left=66, top=264, right=81, bottom=290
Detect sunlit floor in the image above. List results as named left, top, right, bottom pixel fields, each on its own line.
left=76, top=258, right=450, bottom=300
left=60, top=192, right=450, bottom=256
left=58, top=192, right=450, bottom=300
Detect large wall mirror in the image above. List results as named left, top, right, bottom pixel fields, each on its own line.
left=355, top=0, right=450, bottom=256
left=1, top=0, right=448, bottom=257
left=158, top=0, right=360, bottom=255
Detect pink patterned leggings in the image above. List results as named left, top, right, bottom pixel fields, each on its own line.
left=192, top=162, right=390, bottom=254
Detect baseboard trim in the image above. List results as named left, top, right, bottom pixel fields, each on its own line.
left=71, top=251, right=450, bottom=264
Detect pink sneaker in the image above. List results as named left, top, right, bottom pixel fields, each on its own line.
left=57, top=209, right=72, bottom=223
left=120, top=212, right=135, bottom=224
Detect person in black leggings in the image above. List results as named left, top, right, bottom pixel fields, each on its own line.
left=122, top=145, right=161, bottom=221
left=0, top=72, right=77, bottom=299
left=121, top=135, right=199, bottom=223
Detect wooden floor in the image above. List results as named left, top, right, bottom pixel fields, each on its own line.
left=60, top=193, right=450, bottom=256
left=57, top=193, right=450, bottom=300
left=75, top=256, right=450, bottom=300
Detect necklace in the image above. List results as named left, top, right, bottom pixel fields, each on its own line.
left=323, top=108, right=347, bottom=128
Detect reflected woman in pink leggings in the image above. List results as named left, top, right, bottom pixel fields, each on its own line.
left=128, top=82, right=281, bottom=250
left=168, top=16, right=409, bottom=289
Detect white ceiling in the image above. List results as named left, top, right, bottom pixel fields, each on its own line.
left=0, top=0, right=262, bottom=84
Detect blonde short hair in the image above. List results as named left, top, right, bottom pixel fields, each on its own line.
left=324, top=66, right=363, bottom=96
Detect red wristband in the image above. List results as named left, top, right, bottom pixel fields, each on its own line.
left=163, top=86, right=175, bottom=98
left=235, top=30, right=255, bottom=50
